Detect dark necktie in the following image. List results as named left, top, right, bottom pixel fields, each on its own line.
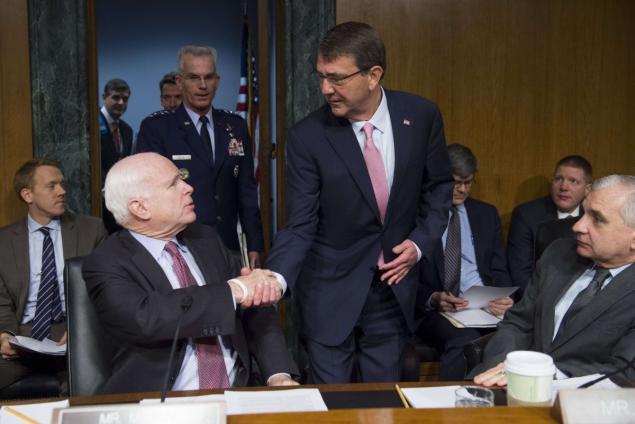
left=111, top=121, right=122, bottom=158
left=444, top=207, right=461, bottom=296
left=164, top=241, right=229, bottom=389
left=199, top=116, right=214, bottom=164
left=559, top=267, right=611, bottom=331
left=31, top=227, right=63, bottom=341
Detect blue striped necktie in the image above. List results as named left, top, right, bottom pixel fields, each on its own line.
left=31, top=227, right=63, bottom=340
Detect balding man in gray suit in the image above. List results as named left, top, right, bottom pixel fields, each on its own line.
left=473, top=175, right=635, bottom=387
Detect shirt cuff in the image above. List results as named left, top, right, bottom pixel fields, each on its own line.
left=271, top=272, right=287, bottom=295
left=227, top=278, right=248, bottom=308
left=410, top=239, right=422, bottom=262
left=266, top=372, right=292, bottom=385
left=555, top=367, right=569, bottom=380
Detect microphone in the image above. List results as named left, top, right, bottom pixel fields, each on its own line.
left=160, top=295, right=193, bottom=403
left=578, top=355, right=635, bottom=388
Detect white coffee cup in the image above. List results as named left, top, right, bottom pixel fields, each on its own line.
left=504, top=350, right=555, bottom=406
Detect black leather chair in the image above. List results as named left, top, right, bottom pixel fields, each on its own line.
left=464, top=332, right=495, bottom=375
left=64, top=257, right=112, bottom=396
left=0, top=374, right=61, bottom=401
left=534, top=216, right=580, bottom=262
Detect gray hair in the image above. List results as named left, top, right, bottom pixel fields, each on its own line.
left=104, top=155, right=156, bottom=226
left=592, top=175, right=635, bottom=228
left=177, top=46, right=217, bottom=74
left=447, top=143, right=478, bottom=177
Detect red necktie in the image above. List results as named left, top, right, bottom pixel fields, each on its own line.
left=362, top=122, right=389, bottom=265
left=164, top=241, right=230, bottom=389
left=110, top=121, right=122, bottom=157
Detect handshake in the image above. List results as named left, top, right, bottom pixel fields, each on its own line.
left=227, top=268, right=283, bottom=308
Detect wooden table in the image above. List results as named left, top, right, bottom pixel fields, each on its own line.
left=3, top=382, right=559, bottom=423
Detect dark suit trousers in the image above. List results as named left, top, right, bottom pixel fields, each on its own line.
left=305, top=279, right=409, bottom=384
left=0, top=321, right=66, bottom=389
left=418, top=313, right=492, bottom=380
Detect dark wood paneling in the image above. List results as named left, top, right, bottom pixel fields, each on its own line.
left=337, top=0, right=635, bottom=232
left=0, top=0, right=32, bottom=226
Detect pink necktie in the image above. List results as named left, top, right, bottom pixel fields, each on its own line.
left=362, top=122, right=389, bottom=265
left=164, top=241, right=230, bottom=389
left=362, top=122, right=389, bottom=221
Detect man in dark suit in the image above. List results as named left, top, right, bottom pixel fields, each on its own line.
left=417, top=144, right=512, bottom=380
left=0, top=159, right=106, bottom=389
left=99, top=78, right=133, bottom=234
left=265, top=22, right=453, bottom=383
left=507, top=155, right=592, bottom=293
left=136, top=46, right=263, bottom=268
left=158, top=71, right=182, bottom=112
left=474, top=175, right=635, bottom=387
left=82, top=152, right=297, bottom=394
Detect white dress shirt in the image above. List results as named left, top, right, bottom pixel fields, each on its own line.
left=184, top=105, right=215, bottom=158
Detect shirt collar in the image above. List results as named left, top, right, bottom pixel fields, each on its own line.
left=349, top=87, right=389, bottom=135
left=599, top=263, right=631, bottom=278
left=184, top=104, right=213, bottom=126
left=100, top=105, right=116, bottom=125
left=27, top=214, right=61, bottom=234
left=557, top=205, right=580, bottom=219
left=128, top=231, right=185, bottom=261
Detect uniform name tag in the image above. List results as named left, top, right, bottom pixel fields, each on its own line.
left=172, top=155, right=191, bottom=160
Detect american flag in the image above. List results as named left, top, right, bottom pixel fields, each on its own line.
left=236, top=16, right=260, bottom=185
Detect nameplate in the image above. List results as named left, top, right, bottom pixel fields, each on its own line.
left=172, top=154, right=191, bottom=160
left=552, top=389, right=635, bottom=424
left=53, top=402, right=226, bottom=424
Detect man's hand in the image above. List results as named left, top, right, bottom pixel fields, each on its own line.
left=431, top=291, right=469, bottom=312
left=57, top=331, right=68, bottom=346
left=487, top=296, right=514, bottom=317
left=379, top=239, right=418, bottom=285
left=474, top=362, right=507, bottom=387
left=229, top=268, right=282, bottom=308
left=248, top=251, right=261, bottom=269
left=0, top=332, right=19, bottom=360
left=267, top=374, right=299, bottom=386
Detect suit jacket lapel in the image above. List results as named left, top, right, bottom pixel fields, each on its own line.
left=60, top=213, right=78, bottom=259
left=324, top=113, right=382, bottom=222
left=550, top=263, right=635, bottom=351
left=118, top=231, right=176, bottom=294
left=180, top=231, right=224, bottom=286
left=10, top=220, right=30, bottom=318
left=176, top=106, right=213, bottom=168
left=384, top=91, right=413, bottom=225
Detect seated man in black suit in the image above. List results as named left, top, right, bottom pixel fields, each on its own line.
left=0, top=159, right=106, bottom=390
left=474, top=175, right=635, bottom=387
left=507, top=155, right=592, bottom=293
left=82, top=152, right=298, bottom=394
left=417, top=144, right=512, bottom=380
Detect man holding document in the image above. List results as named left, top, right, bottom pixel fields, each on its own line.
left=83, top=153, right=298, bottom=394
left=474, top=175, right=635, bottom=387
left=417, top=144, right=514, bottom=380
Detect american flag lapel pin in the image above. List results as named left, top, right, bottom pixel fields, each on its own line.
left=184, top=121, right=190, bottom=126
left=403, top=119, right=411, bottom=126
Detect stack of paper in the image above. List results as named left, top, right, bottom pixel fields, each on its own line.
left=441, top=286, right=518, bottom=328
left=9, top=336, right=66, bottom=356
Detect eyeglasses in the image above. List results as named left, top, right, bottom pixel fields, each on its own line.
left=315, top=68, right=369, bottom=86
left=454, top=178, right=474, bottom=188
left=181, top=73, right=220, bottom=84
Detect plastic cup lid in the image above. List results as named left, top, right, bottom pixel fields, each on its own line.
left=504, top=350, right=555, bottom=376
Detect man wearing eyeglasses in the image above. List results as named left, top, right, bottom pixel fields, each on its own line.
left=265, top=22, right=453, bottom=383
left=416, top=144, right=512, bottom=380
left=137, top=46, right=263, bottom=268
left=507, top=155, right=592, bottom=294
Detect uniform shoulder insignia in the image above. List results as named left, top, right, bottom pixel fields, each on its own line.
left=219, top=109, right=237, bottom=115
left=147, top=109, right=173, bottom=118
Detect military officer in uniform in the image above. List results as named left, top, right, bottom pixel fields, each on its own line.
left=136, top=46, right=263, bottom=267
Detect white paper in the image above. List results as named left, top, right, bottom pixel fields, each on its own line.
left=223, top=388, right=327, bottom=415
left=461, top=285, right=519, bottom=309
left=10, top=336, right=66, bottom=355
left=140, top=394, right=226, bottom=405
left=401, top=386, right=460, bottom=408
left=0, top=400, right=69, bottom=424
left=441, top=309, right=500, bottom=327
left=552, top=374, right=620, bottom=403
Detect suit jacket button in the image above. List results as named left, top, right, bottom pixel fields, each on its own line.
left=214, top=195, right=220, bottom=200
left=202, top=328, right=209, bottom=336
left=217, top=216, right=222, bottom=221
